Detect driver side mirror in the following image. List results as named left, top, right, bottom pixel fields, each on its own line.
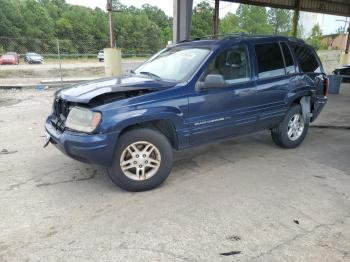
left=197, top=74, right=225, bottom=90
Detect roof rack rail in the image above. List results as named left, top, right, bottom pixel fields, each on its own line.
left=178, top=39, right=192, bottom=43
left=223, top=34, right=306, bottom=43
left=178, top=33, right=305, bottom=43
left=179, top=33, right=246, bottom=42
left=194, top=33, right=246, bottom=40
left=287, top=36, right=305, bottom=43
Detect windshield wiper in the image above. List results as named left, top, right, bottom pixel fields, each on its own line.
left=139, top=71, right=162, bottom=80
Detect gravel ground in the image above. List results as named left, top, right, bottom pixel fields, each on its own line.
left=0, top=60, right=144, bottom=86
left=0, top=85, right=349, bottom=261
left=0, top=60, right=145, bottom=71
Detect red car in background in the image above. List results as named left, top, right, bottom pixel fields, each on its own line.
left=0, top=52, right=19, bottom=65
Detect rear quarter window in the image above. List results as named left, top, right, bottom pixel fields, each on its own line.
left=291, top=44, right=322, bottom=73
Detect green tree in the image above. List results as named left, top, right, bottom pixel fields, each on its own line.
left=219, top=13, right=241, bottom=34
left=236, top=5, right=273, bottom=34
left=268, top=8, right=291, bottom=35
left=307, top=24, right=327, bottom=50
left=114, top=11, right=162, bottom=54
left=0, top=0, right=172, bottom=55
left=191, top=1, right=213, bottom=38
left=0, top=0, right=25, bottom=38
left=296, top=24, right=305, bottom=38
left=20, top=0, right=55, bottom=39
left=141, top=4, right=172, bottom=46
left=142, top=4, right=169, bottom=30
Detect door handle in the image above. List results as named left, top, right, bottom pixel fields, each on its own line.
left=236, top=88, right=256, bottom=96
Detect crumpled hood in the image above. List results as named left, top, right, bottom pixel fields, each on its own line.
left=57, top=76, right=177, bottom=103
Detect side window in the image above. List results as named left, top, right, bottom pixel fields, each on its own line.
left=280, top=42, right=296, bottom=74
left=255, top=43, right=285, bottom=78
left=203, top=46, right=250, bottom=84
left=291, top=44, right=321, bottom=73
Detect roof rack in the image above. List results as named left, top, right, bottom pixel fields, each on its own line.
left=178, top=33, right=245, bottom=43
left=179, top=33, right=305, bottom=43
left=193, top=33, right=246, bottom=41
left=287, top=36, right=305, bottom=43
left=225, top=34, right=305, bottom=44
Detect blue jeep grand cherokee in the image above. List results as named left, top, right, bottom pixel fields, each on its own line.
left=45, top=35, right=328, bottom=191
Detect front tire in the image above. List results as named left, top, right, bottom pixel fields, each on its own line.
left=107, top=128, right=173, bottom=192
left=271, top=104, right=309, bottom=148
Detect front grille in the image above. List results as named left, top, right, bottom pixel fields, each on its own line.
left=52, top=98, right=71, bottom=131
left=53, top=98, right=70, bottom=118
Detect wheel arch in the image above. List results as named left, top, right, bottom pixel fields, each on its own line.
left=287, top=88, right=313, bottom=107
left=105, top=106, right=184, bottom=150
left=119, top=119, right=179, bottom=149
left=287, top=91, right=312, bottom=124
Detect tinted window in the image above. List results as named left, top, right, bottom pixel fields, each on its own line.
left=203, top=46, right=250, bottom=84
left=291, top=44, right=321, bottom=73
left=281, top=42, right=296, bottom=74
left=255, top=43, right=285, bottom=78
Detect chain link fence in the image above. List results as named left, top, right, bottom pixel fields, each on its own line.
left=0, top=36, right=152, bottom=87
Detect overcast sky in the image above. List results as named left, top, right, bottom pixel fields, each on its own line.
left=66, top=0, right=347, bottom=35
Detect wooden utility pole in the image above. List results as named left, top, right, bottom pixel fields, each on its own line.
left=107, top=0, right=115, bottom=48
left=213, top=0, right=219, bottom=38
left=292, top=0, right=300, bottom=37
left=346, top=26, right=350, bottom=54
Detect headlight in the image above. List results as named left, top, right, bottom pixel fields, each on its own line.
left=65, top=107, right=101, bottom=133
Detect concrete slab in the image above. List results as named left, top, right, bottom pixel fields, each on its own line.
left=0, top=86, right=349, bottom=261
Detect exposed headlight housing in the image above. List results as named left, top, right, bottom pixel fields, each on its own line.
left=65, top=107, right=101, bottom=133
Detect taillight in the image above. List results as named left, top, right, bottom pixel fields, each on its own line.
left=323, top=77, right=329, bottom=96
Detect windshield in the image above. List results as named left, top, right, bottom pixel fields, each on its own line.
left=134, top=47, right=210, bottom=82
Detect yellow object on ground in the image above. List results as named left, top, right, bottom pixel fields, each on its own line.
left=340, top=53, right=350, bottom=65
left=104, top=48, right=122, bottom=77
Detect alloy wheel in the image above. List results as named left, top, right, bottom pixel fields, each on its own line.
left=120, top=141, right=161, bottom=181
left=287, top=113, right=304, bottom=141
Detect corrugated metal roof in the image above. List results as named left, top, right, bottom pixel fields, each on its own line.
left=222, top=0, right=350, bottom=16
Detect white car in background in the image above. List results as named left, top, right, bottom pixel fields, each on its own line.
left=97, top=50, right=104, bottom=62
left=25, top=52, right=44, bottom=64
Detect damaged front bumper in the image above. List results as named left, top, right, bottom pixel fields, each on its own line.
left=45, top=116, right=119, bottom=167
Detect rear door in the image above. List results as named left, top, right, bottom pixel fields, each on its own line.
left=253, top=41, right=291, bottom=129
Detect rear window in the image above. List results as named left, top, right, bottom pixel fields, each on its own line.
left=255, top=43, right=285, bottom=78
left=291, top=44, right=321, bottom=73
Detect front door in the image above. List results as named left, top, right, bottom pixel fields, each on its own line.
left=187, top=44, right=258, bottom=145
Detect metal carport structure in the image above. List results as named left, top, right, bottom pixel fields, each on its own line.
left=173, top=0, right=350, bottom=42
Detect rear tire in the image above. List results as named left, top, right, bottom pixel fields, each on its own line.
left=271, top=104, right=309, bottom=148
left=107, top=128, right=173, bottom=192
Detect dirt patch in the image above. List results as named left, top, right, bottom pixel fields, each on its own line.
left=0, top=67, right=104, bottom=79
left=0, top=98, right=21, bottom=107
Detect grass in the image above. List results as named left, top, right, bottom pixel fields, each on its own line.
left=44, top=56, right=148, bottom=64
